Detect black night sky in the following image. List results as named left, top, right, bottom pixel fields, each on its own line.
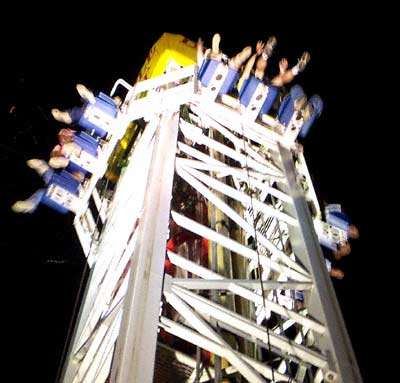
left=1, top=20, right=379, bottom=383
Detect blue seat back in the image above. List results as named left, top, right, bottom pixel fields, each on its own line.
left=239, top=77, right=279, bottom=116
left=72, top=131, right=99, bottom=157
left=277, top=85, right=305, bottom=126
left=41, top=170, right=81, bottom=214
left=298, top=95, right=323, bottom=139
left=66, top=162, right=89, bottom=178
left=78, top=92, right=119, bottom=138
left=199, top=58, right=239, bottom=96
left=325, top=204, right=350, bottom=234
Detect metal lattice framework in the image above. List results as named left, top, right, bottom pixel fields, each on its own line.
left=59, top=64, right=362, bottom=383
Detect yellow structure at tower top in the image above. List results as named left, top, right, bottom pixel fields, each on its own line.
left=136, top=32, right=197, bottom=82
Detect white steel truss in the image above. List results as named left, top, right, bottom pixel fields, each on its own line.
left=59, top=64, right=362, bottom=383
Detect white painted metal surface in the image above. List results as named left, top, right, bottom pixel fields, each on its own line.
left=58, top=63, right=362, bottom=383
